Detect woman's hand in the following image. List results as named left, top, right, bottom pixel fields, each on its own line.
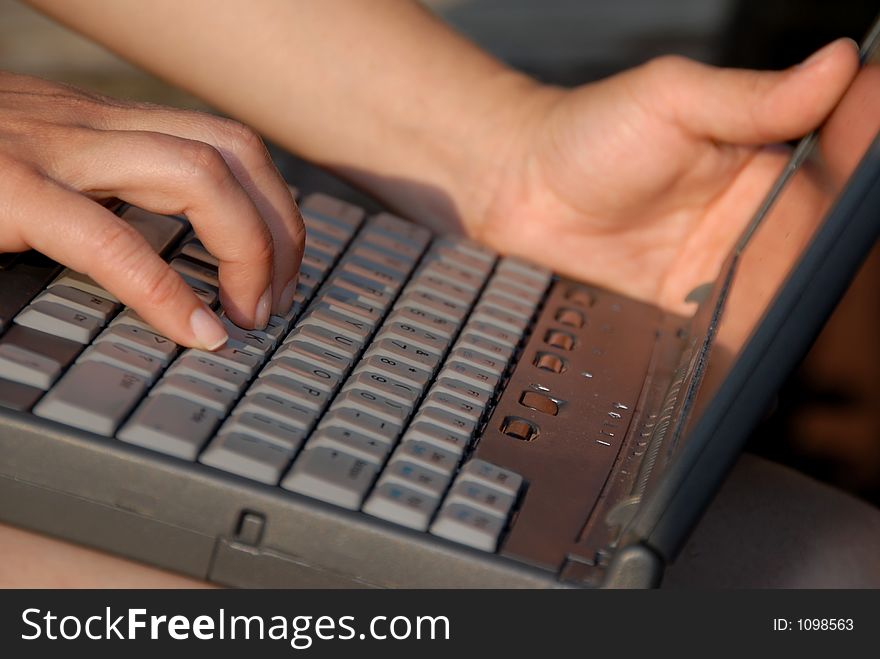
left=0, top=71, right=304, bottom=348
left=473, top=39, right=860, bottom=312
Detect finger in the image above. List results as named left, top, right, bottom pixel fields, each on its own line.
left=95, top=109, right=305, bottom=315
left=649, top=38, right=860, bottom=144
left=13, top=175, right=228, bottom=351
left=49, top=128, right=276, bottom=330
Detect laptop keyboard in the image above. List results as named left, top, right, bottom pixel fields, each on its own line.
left=0, top=191, right=551, bottom=553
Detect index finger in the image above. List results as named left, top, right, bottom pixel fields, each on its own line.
left=100, top=108, right=306, bottom=315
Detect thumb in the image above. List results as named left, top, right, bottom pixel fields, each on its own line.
left=653, top=38, right=860, bottom=144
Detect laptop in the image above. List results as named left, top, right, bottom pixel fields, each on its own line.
left=0, top=22, right=878, bottom=589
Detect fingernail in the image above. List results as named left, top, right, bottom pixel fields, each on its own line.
left=277, top=278, right=298, bottom=315
left=255, top=285, right=272, bottom=330
left=190, top=305, right=227, bottom=351
left=798, top=38, right=855, bottom=68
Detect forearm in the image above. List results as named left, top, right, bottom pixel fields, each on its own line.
left=27, top=0, right=544, bottom=233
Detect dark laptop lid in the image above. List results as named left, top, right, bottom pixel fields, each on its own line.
left=623, top=19, right=880, bottom=561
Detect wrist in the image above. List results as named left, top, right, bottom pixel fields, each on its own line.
left=342, top=66, right=563, bottom=241
left=444, top=71, right=564, bottom=241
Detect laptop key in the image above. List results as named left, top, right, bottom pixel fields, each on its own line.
left=166, top=353, right=251, bottom=392
left=366, top=338, right=442, bottom=372
left=317, top=407, right=401, bottom=444
left=302, top=307, right=373, bottom=344
left=416, top=259, right=483, bottom=292
left=316, top=293, right=384, bottom=323
left=301, top=211, right=357, bottom=241
left=470, top=304, right=530, bottom=335
left=78, top=341, right=164, bottom=382
left=403, top=420, right=471, bottom=456
left=300, top=193, right=365, bottom=232
left=110, top=308, right=155, bottom=332
left=333, top=388, right=411, bottom=425
left=200, top=432, right=295, bottom=485
left=170, top=257, right=219, bottom=288
left=235, top=392, right=316, bottom=429
left=186, top=346, right=262, bottom=376
left=0, top=378, right=44, bottom=412
left=369, top=213, right=431, bottom=248
left=306, top=426, right=392, bottom=465
left=455, top=332, right=514, bottom=363
left=445, top=480, right=515, bottom=519
left=459, top=459, right=523, bottom=497
left=409, top=273, right=477, bottom=307
left=422, top=390, right=483, bottom=423
left=50, top=270, right=119, bottom=302
left=179, top=239, right=219, bottom=267
left=393, top=440, right=459, bottom=476
left=336, top=264, right=398, bottom=295
left=344, top=371, right=421, bottom=406
left=465, top=320, right=521, bottom=349
left=447, top=347, right=507, bottom=377
left=431, top=378, right=491, bottom=409
left=276, top=340, right=350, bottom=377
left=118, top=394, right=222, bottom=460
left=0, top=325, right=82, bottom=389
left=400, top=290, right=468, bottom=323
left=427, top=246, right=491, bottom=278
left=285, top=324, right=360, bottom=359
left=304, top=228, right=346, bottom=257
left=248, top=374, right=331, bottom=413
left=95, top=324, right=178, bottom=363
left=34, top=361, right=148, bottom=436
left=355, top=354, right=431, bottom=388
left=0, top=252, right=64, bottom=334
left=496, top=256, right=552, bottom=286
left=220, top=412, right=307, bottom=450
left=430, top=503, right=505, bottom=552
left=359, top=230, right=423, bottom=262
left=433, top=235, right=496, bottom=263
left=362, top=482, right=440, bottom=532
left=389, top=307, right=456, bottom=339
left=380, top=459, right=450, bottom=498
left=440, top=360, right=499, bottom=394
left=331, top=277, right=395, bottom=309
left=35, top=285, right=119, bottom=323
left=381, top=322, right=449, bottom=354
left=411, top=406, right=476, bottom=439
left=281, top=447, right=377, bottom=510
left=479, top=292, right=536, bottom=321
left=153, top=373, right=238, bottom=413
left=349, top=245, right=413, bottom=275
left=15, top=300, right=103, bottom=344
left=222, top=319, right=275, bottom=356
left=119, top=206, right=187, bottom=255
left=260, top=357, right=341, bottom=394
left=484, top=278, right=543, bottom=305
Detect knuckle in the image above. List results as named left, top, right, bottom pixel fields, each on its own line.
left=290, top=207, right=307, bottom=248
left=138, top=264, right=187, bottom=310
left=251, top=225, right=275, bottom=265
left=643, top=54, right=691, bottom=81
left=215, top=117, right=264, bottom=155
left=175, top=140, right=229, bottom=188
left=91, top=221, right=143, bottom=265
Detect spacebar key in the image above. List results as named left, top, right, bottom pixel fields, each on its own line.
left=34, top=361, right=148, bottom=436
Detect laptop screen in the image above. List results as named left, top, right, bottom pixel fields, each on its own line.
left=624, top=28, right=880, bottom=557
left=683, top=42, right=880, bottom=435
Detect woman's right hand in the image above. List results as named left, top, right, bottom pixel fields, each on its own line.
left=0, top=71, right=304, bottom=350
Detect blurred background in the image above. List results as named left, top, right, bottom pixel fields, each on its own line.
left=1, top=0, right=879, bottom=504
